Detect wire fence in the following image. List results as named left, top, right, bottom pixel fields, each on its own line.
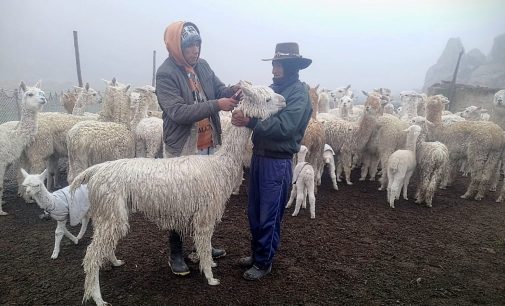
left=0, top=89, right=102, bottom=124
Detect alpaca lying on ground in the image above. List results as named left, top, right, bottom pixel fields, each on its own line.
left=286, top=145, right=316, bottom=218
left=0, top=81, right=46, bottom=215
left=386, top=125, right=422, bottom=208
left=69, top=81, right=286, bottom=306
left=20, top=168, right=98, bottom=260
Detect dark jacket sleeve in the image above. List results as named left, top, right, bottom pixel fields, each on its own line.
left=156, top=71, right=221, bottom=125
left=251, top=89, right=310, bottom=140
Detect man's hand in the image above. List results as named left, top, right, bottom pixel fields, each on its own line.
left=231, top=110, right=250, bottom=127
left=218, top=97, right=239, bottom=111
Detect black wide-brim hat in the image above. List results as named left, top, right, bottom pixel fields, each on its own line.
left=262, top=42, right=312, bottom=70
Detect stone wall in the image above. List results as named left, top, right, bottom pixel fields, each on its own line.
left=427, top=81, right=499, bottom=112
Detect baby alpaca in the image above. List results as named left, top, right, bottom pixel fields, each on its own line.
left=286, top=145, right=316, bottom=218
left=386, top=125, right=422, bottom=208
left=321, top=144, right=338, bottom=190
left=21, top=169, right=101, bottom=260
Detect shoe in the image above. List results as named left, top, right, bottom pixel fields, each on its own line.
left=238, top=256, right=254, bottom=268
left=243, top=264, right=272, bottom=280
left=168, top=254, right=190, bottom=276
left=212, top=247, right=226, bottom=259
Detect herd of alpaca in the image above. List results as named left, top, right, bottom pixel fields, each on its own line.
left=2, top=78, right=505, bottom=305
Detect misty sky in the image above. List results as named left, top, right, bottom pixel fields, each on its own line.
left=1, top=0, right=504, bottom=95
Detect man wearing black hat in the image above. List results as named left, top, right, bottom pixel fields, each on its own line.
left=232, top=42, right=313, bottom=280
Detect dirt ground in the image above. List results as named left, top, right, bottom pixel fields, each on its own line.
left=1, top=169, right=505, bottom=306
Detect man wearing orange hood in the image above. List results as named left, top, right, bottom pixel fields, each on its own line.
left=156, top=21, right=239, bottom=276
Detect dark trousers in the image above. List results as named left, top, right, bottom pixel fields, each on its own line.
left=248, top=154, right=292, bottom=269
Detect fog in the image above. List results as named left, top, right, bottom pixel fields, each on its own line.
left=1, top=0, right=504, bottom=96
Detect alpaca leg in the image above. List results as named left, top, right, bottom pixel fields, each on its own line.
left=46, top=156, right=59, bottom=191
left=496, top=179, right=505, bottom=202
left=403, top=171, right=413, bottom=200
left=369, top=156, right=381, bottom=182
left=461, top=157, right=485, bottom=199
left=328, top=159, right=339, bottom=190
left=302, top=188, right=308, bottom=209
left=62, top=223, right=79, bottom=245
left=0, top=164, right=7, bottom=216
left=109, top=252, right=125, bottom=267
left=388, top=181, right=400, bottom=209
left=52, top=221, right=67, bottom=259
left=476, top=153, right=500, bottom=200
left=360, top=154, right=371, bottom=181
left=292, top=187, right=305, bottom=217
left=489, top=160, right=501, bottom=192
left=76, top=217, right=90, bottom=240
left=232, top=168, right=244, bottom=195
left=335, top=160, right=343, bottom=182
left=192, top=220, right=219, bottom=285
left=341, top=151, right=353, bottom=185
left=285, top=185, right=297, bottom=209
left=307, top=181, right=316, bottom=219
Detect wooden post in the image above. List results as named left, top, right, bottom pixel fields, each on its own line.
left=447, top=48, right=464, bottom=111
left=152, top=50, right=156, bottom=87
left=73, top=30, right=83, bottom=87
left=14, top=88, right=21, bottom=120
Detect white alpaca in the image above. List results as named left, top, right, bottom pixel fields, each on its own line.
left=68, top=81, right=286, bottom=305
left=321, top=144, right=338, bottom=190
left=71, top=82, right=101, bottom=116
left=0, top=81, right=46, bottom=215
left=132, top=86, right=162, bottom=158
left=386, top=125, right=422, bottom=208
left=20, top=168, right=97, bottom=260
left=286, top=145, right=316, bottom=218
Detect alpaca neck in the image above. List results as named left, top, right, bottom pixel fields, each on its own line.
left=406, top=134, right=419, bottom=154
left=130, top=95, right=149, bottom=130
left=17, top=104, right=39, bottom=137
left=353, top=113, right=377, bottom=151
left=32, top=186, right=56, bottom=211
left=216, top=125, right=252, bottom=167
left=72, top=93, right=90, bottom=115
left=340, top=106, right=349, bottom=119
left=297, top=152, right=307, bottom=163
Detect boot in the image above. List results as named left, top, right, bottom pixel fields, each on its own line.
left=238, top=256, right=254, bottom=267
left=243, top=264, right=272, bottom=280
left=168, top=231, right=189, bottom=276
left=212, top=247, right=226, bottom=259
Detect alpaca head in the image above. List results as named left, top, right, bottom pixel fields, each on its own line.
left=426, top=94, right=449, bottom=120
left=460, top=106, right=487, bottom=120
left=340, top=95, right=353, bottom=110
left=409, top=116, right=427, bottom=127
left=20, top=168, right=47, bottom=198
left=297, top=145, right=309, bottom=162
left=383, top=103, right=395, bottom=115
left=75, top=82, right=101, bottom=106
left=19, top=81, right=47, bottom=111
left=403, top=124, right=422, bottom=137
left=323, top=144, right=335, bottom=164
left=494, top=90, right=505, bottom=107
left=237, top=80, right=286, bottom=119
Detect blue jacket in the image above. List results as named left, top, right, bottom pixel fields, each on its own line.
left=247, top=80, right=312, bottom=159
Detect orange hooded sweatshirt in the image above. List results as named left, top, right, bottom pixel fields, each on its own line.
left=163, top=21, right=213, bottom=150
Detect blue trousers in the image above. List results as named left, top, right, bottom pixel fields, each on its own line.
left=248, top=154, right=292, bottom=269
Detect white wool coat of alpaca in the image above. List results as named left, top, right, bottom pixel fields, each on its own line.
left=321, top=144, right=338, bottom=190
left=66, top=83, right=135, bottom=183
left=386, top=125, right=421, bottom=209
left=425, top=95, right=505, bottom=201
left=0, top=81, right=46, bottom=215
left=286, top=145, right=316, bottom=218
left=21, top=168, right=91, bottom=259
left=491, top=89, right=505, bottom=130
left=303, top=86, right=325, bottom=191
left=132, top=86, right=162, bottom=158
left=72, top=83, right=101, bottom=116
left=413, top=132, right=449, bottom=208
left=68, top=81, right=286, bottom=306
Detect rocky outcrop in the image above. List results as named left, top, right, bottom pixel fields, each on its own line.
left=423, top=33, right=505, bottom=90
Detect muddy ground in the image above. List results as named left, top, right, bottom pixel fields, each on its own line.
left=1, top=169, right=505, bottom=305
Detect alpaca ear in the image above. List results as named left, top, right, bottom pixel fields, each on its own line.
left=345, top=84, right=351, bottom=91
left=123, top=85, right=131, bottom=92
left=19, top=81, right=27, bottom=93
left=20, top=168, right=29, bottom=179
left=362, top=90, right=369, bottom=97
left=40, top=169, right=48, bottom=180
left=111, top=77, right=117, bottom=86
left=34, top=80, right=42, bottom=89
left=85, top=82, right=90, bottom=91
